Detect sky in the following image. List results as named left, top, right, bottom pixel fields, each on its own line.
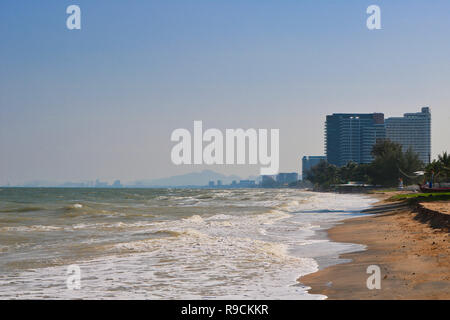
left=1, top=0, right=450, bottom=185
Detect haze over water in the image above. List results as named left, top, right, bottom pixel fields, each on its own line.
left=0, top=188, right=376, bottom=299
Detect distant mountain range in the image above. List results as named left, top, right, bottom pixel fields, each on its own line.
left=131, top=170, right=243, bottom=187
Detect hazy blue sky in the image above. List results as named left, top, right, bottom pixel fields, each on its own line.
left=1, top=0, right=450, bottom=185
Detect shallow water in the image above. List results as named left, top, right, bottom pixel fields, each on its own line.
left=0, top=188, right=376, bottom=299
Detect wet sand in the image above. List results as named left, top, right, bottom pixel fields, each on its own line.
left=300, top=193, right=450, bottom=299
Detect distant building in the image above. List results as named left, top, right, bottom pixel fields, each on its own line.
left=325, top=113, right=386, bottom=166
left=238, top=180, right=256, bottom=188
left=208, top=181, right=215, bottom=188
left=260, top=175, right=277, bottom=187
left=94, top=179, right=109, bottom=188
left=302, top=156, right=326, bottom=180
left=276, top=173, right=298, bottom=185
left=385, top=107, right=431, bottom=164
left=112, top=180, right=122, bottom=188
left=217, top=180, right=223, bottom=187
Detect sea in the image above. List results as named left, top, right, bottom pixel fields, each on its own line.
left=0, top=188, right=377, bottom=299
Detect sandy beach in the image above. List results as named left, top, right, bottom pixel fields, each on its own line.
left=300, top=192, right=450, bottom=300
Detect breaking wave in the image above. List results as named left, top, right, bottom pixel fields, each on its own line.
left=0, top=188, right=376, bottom=299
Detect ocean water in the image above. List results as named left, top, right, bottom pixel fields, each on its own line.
left=0, top=188, right=376, bottom=299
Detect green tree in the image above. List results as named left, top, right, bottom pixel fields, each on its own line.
left=306, top=140, right=424, bottom=189
left=425, top=152, right=450, bottom=184
left=399, top=147, right=424, bottom=185
left=438, top=152, right=450, bottom=181
left=338, top=162, right=370, bottom=183
left=367, top=140, right=404, bottom=186
left=368, top=140, right=423, bottom=187
left=305, top=160, right=339, bottom=190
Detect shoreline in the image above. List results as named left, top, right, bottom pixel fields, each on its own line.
left=299, top=191, right=450, bottom=300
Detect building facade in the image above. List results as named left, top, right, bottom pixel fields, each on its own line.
left=324, top=107, right=431, bottom=167
left=325, top=113, right=386, bottom=166
left=261, top=175, right=277, bottom=187
left=276, top=173, right=299, bottom=185
left=238, top=180, right=256, bottom=188
left=385, top=107, right=431, bottom=164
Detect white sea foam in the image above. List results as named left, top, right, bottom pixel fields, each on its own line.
left=0, top=189, right=376, bottom=300
left=1, top=225, right=63, bottom=232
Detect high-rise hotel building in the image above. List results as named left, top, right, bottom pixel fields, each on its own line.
left=325, top=107, right=431, bottom=166
left=325, top=113, right=386, bottom=166
left=385, top=107, right=431, bottom=164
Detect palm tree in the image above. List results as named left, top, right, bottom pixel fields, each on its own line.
left=437, top=152, right=450, bottom=181
left=425, top=152, right=450, bottom=185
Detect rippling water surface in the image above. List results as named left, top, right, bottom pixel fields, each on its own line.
left=0, top=188, right=376, bottom=299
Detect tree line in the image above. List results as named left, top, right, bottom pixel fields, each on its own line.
left=305, top=139, right=449, bottom=190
